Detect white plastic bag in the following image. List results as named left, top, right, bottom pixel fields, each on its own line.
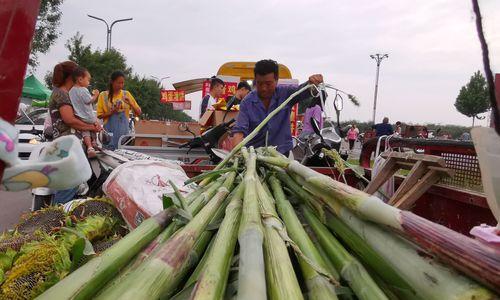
left=372, top=136, right=394, bottom=202
left=103, top=160, right=196, bottom=228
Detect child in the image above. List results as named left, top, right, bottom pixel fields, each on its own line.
left=69, top=67, right=100, bottom=157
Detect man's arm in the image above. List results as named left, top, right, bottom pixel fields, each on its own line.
left=231, top=101, right=250, bottom=147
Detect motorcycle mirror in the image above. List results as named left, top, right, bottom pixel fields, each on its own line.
left=310, top=117, right=322, bottom=137
left=334, top=94, right=344, bottom=112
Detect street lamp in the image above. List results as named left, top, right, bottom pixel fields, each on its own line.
left=87, top=15, right=133, bottom=51
left=151, top=76, right=170, bottom=88
left=370, top=53, right=389, bottom=124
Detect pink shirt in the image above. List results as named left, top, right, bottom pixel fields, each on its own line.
left=347, top=128, right=358, bottom=140
left=302, top=105, right=323, bottom=134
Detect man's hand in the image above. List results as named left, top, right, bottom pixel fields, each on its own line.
left=232, top=132, right=244, bottom=147
left=308, top=74, right=324, bottom=85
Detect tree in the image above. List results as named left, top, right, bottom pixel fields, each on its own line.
left=64, top=33, right=193, bottom=122
left=454, top=71, right=490, bottom=126
left=29, top=0, right=64, bottom=69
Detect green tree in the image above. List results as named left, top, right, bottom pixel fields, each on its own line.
left=30, top=0, right=64, bottom=69
left=63, top=33, right=193, bottom=122
left=454, top=71, right=490, bottom=126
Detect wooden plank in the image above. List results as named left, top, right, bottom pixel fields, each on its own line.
left=388, top=161, right=427, bottom=205
left=393, top=169, right=442, bottom=210
left=364, top=157, right=398, bottom=194
left=427, top=166, right=455, bottom=177
left=381, top=152, right=446, bottom=167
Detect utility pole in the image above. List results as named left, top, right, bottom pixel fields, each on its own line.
left=87, top=15, right=133, bottom=51
left=370, top=53, right=389, bottom=124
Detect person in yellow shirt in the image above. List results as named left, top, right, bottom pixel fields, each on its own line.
left=97, top=70, right=141, bottom=149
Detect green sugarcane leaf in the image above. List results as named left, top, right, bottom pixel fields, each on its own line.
left=177, top=208, right=193, bottom=221
left=0, top=269, right=4, bottom=285
left=0, top=248, right=16, bottom=271
left=70, top=238, right=85, bottom=271
left=61, top=227, right=95, bottom=256
left=162, top=194, right=175, bottom=209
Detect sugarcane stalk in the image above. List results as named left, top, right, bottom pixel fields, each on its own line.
left=102, top=177, right=233, bottom=291
left=268, top=175, right=339, bottom=300
left=95, top=182, right=236, bottom=299
left=327, top=209, right=494, bottom=300
left=302, top=205, right=388, bottom=300
left=38, top=208, right=178, bottom=300
left=190, top=185, right=244, bottom=300
left=255, top=178, right=303, bottom=300
left=169, top=180, right=191, bottom=211
left=198, top=84, right=314, bottom=187
left=238, top=147, right=267, bottom=300
left=261, top=154, right=500, bottom=292
left=184, top=167, right=237, bottom=185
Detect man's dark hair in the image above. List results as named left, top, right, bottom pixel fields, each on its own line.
left=210, top=76, right=225, bottom=90
left=254, top=59, right=279, bottom=79
left=237, top=81, right=251, bottom=91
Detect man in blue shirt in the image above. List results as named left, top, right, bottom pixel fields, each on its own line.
left=232, top=59, right=324, bottom=155
left=375, top=117, right=394, bottom=137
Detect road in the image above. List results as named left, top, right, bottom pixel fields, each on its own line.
left=0, top=190, right=32, bottom=232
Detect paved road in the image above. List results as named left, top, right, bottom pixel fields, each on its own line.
left=0, top=190, right=32, bottom=232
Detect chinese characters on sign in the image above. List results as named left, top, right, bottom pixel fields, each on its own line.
left=160, top=90, right=186, bottom=103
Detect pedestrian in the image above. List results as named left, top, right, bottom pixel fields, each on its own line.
left=200, top=76, right=225, bottom=118
left=375, top=117, right=394, bottom=137
left=96, top=71, right=142, bottom=150
left=347, top=124, right=359, bottom=150
left=48, top=61, right=101, bottom=204
left=394, top=121, right=402, bottom=137
left=69, top=67, right=100, bottom=157
left=300, top=97, right=323, bottom=139
left=228, top=81, right=252, bottom=106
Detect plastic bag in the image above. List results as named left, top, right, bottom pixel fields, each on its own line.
left=103, top=160, right=196, bottom=228
left=372, top=136, right=394, bottom=202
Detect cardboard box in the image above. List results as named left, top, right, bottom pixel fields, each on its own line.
left=134, top=120, right=201, bottom=146
left=199, top=110, right=239, bottom=127
left=214, top=110, right=239, bottom=125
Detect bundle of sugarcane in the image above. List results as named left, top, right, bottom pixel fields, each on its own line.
left=35, top=146, right=497, bottom=300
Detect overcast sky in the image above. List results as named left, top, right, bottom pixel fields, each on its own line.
left=34, top=0, right=500, bottom=126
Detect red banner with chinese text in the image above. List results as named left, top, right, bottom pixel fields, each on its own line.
left=161, top=89, right=186, bottom=103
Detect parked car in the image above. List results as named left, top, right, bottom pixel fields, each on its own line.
left=15, top=108, right=47, bottom=159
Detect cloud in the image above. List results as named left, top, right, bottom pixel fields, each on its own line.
left=35, top=0, right=499, bottom=125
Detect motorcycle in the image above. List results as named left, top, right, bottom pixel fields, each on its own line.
left=292, top=86, right=348, bottom=166
left=179, top=118, right=235, bottom=164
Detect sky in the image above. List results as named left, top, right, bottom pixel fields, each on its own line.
left=33, top=0, right=500, bottom=126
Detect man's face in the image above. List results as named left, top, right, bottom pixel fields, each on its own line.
left=212, top=83, right=225, bottom=98
left=255, top=73, right=277, bottom=100
left=238, top=88, right=250, bottom=99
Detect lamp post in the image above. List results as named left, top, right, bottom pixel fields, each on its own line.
left=370, top=53, right=389, bottom=124
left=87, top=15, right=133, bottom=51
left=151, top=76, right=170, bottom=88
